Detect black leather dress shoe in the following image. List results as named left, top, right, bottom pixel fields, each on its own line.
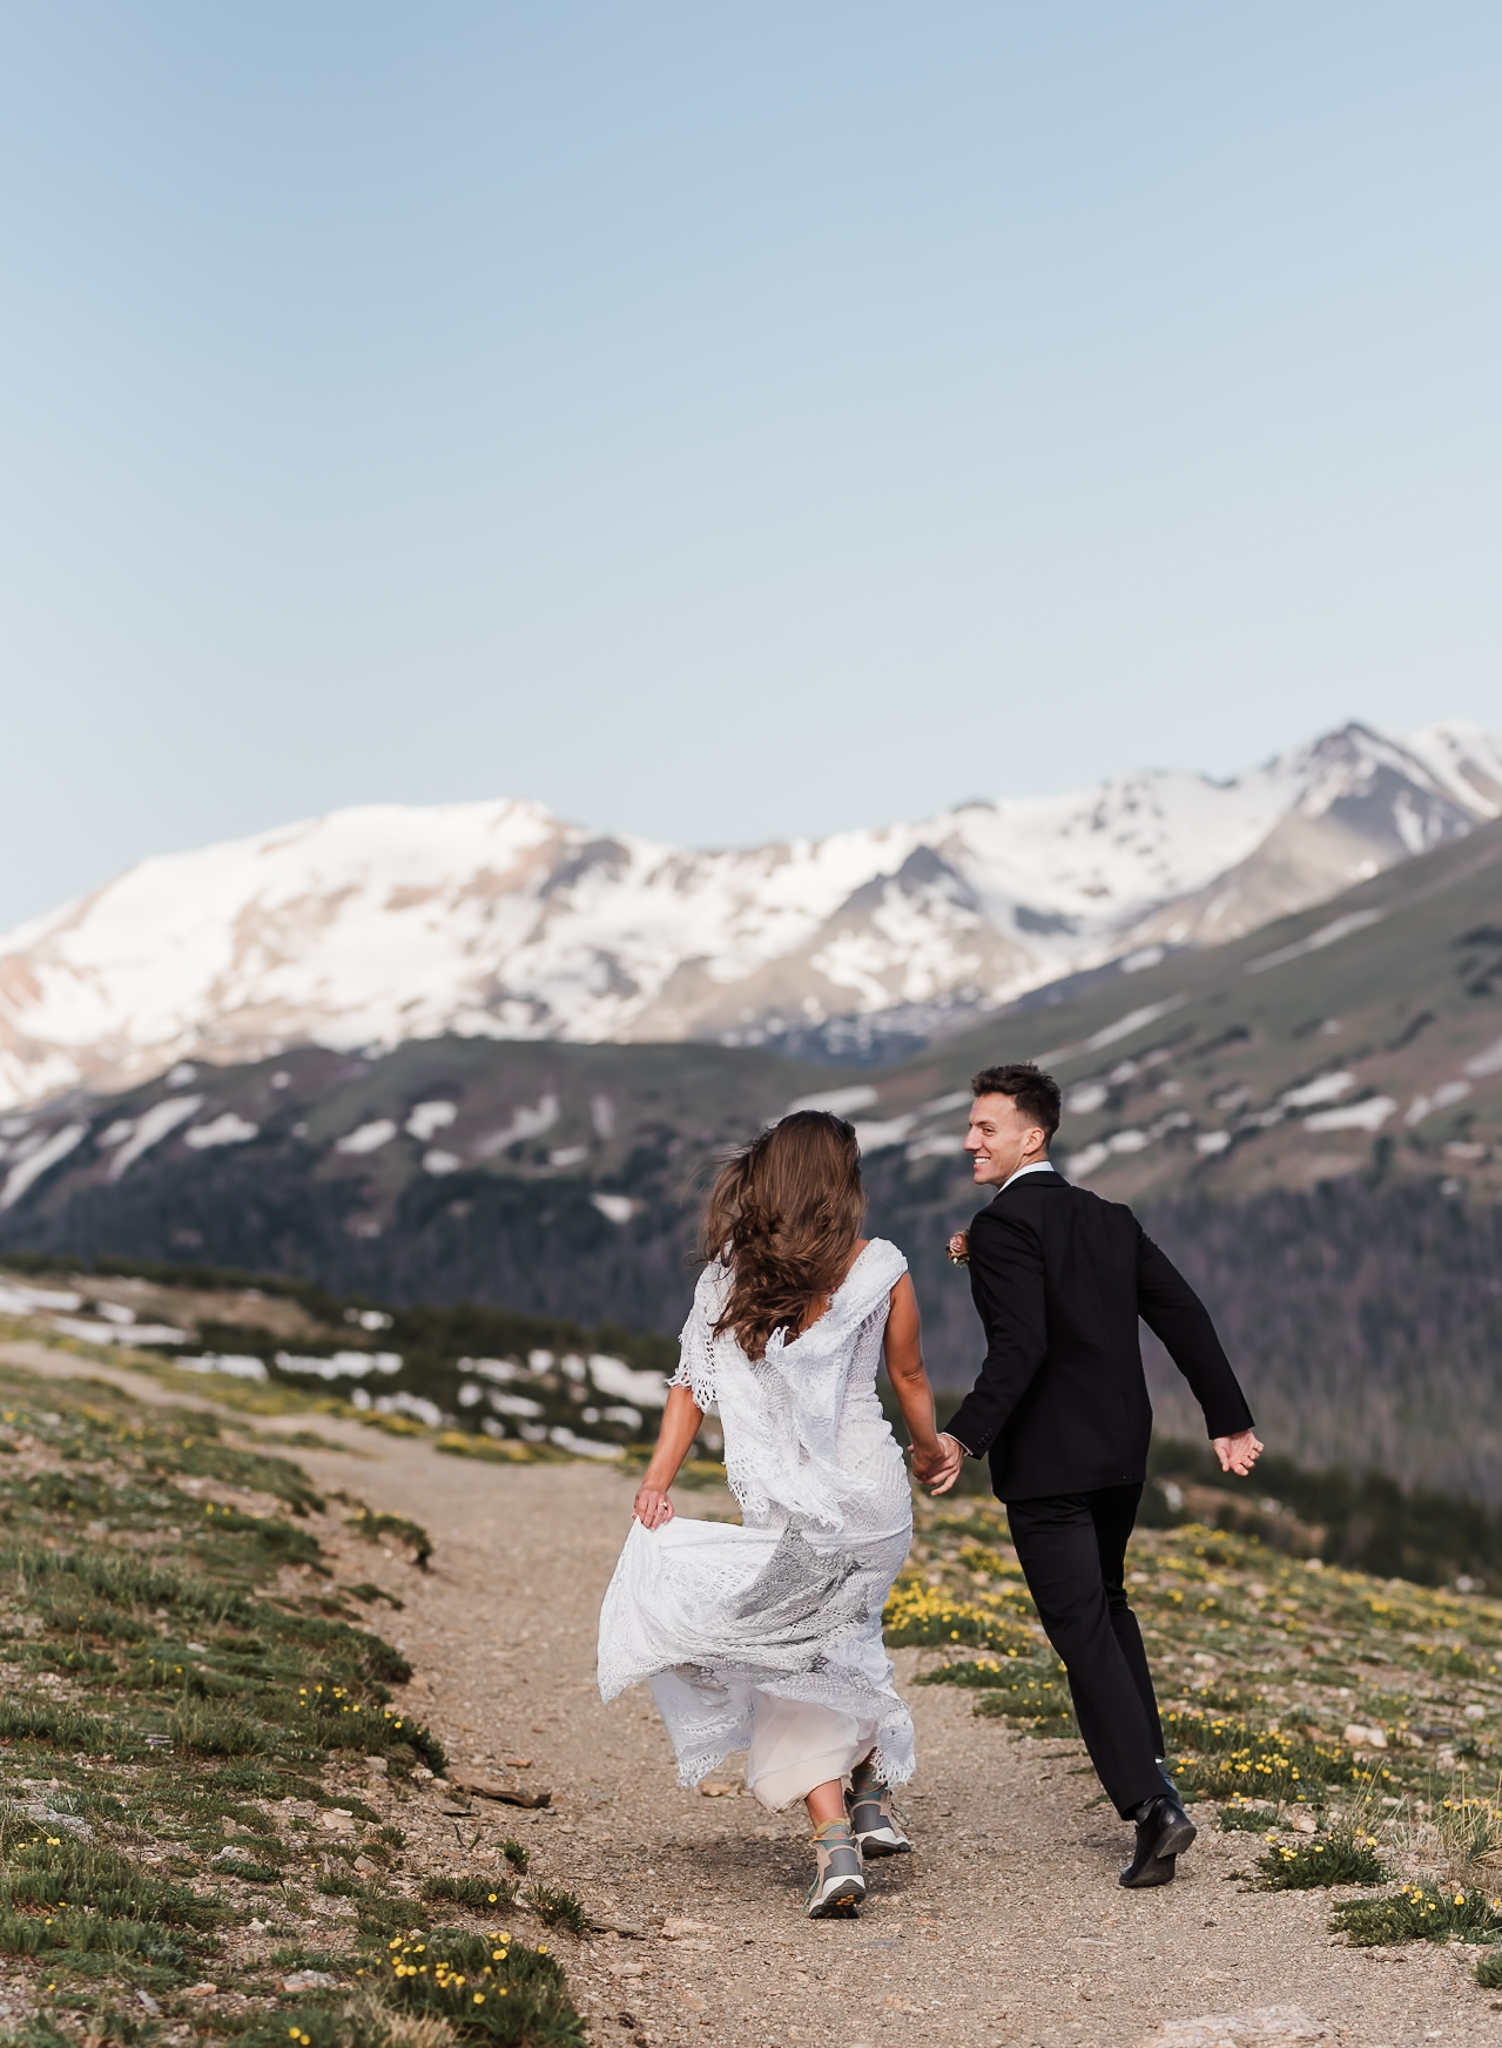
left=1119, top=1849, right=1176, bottom=1889
left=1119, top=1793, right=1196, bottom=1889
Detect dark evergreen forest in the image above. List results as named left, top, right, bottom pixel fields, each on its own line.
left=4, top=1134, right=1498, bottom=1501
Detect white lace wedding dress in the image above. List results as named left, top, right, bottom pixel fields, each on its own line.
left=596, top=1238, right=916, bottom=1811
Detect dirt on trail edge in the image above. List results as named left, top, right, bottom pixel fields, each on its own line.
left=6, top=1350, right=1497, bottom=2048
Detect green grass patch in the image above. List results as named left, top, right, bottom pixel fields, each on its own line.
left=0, top=1697, right=119, bottom=1755
left=973, top=1682, right=1077, bottom=1738
left=421, top=1875, right=520, bottom=1911
left=1332, top=1881, right=1502, bottom=1946
left=347, top=1582, right=404, bottom=1610
left=1476, top=1948, right=1502, bottom=1989
left=884, top=1578, right=1039, bottom=1655
left=355, top=1929, right=586, bottom=2046
left=0, top=1368, right=570, bottom=2042
left=915, top=1654, right=1077, bottom=1735
left=1162, top=1709, right=1350, bottom=1800
left=0, top=1833, right=229, bottom=1929
left=435, top=1431, right=537, bottom=1464
left=1250, top=1828, right=1388, bottom=1889
left=914, top=1655, right=1043, bottom=1689
left=525, top=1885, right=590, bottom=1937
left=270, top=1944, right=354, bottom=1973
left=1216, top=1802, right=1279, bottom=1833
left=345, top=1508, right=433, bottom=1569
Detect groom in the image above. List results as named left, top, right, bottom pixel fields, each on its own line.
left=929, top=1062, right=1262, bottom=1888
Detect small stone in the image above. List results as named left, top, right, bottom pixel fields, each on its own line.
left=182, top=1983, right=218, bottom=1999
left=278, top=1970, right=341, bottom=1992
left=450, top=1772, right=552, bottom=1809
left=662, top=1918, right=714, bottom=1939
left=1343, top=1723, right=1387, bottom=1749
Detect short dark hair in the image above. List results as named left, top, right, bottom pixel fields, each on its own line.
left=970, top=1062, right=1062, bottom=1146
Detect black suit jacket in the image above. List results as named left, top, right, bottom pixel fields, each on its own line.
left=943, top=1167, right=1253, bottom=1501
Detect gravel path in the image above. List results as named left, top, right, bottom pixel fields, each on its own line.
left=4, top=1345, right=1495, bottom=2048
left=270, top=1425, right=1502, bottom=2048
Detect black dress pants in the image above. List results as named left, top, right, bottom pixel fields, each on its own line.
left=1004, top=1484, right=1165, bottom=1819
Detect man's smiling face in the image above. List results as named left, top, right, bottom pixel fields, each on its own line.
left=965, top=1092, right=1050, bottom=1188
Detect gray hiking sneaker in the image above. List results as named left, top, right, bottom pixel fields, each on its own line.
left=806, top=1818, right=865, bottom=1918
left=846, top=1774, right=912, bottom=1858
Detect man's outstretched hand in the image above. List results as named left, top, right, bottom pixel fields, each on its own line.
left=1213, top=1428, right=1264, bottom=1477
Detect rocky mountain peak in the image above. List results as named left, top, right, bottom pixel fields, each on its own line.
left=0, top=719, right=1497, bottom=1109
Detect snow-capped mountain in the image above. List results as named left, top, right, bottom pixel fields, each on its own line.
left=1, top=720, right=1498, bottom=1111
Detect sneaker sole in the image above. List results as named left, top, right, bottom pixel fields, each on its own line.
left=807, top=1878, right=865, bottom=1919
left=855, top=1832, right=912, bottom=1859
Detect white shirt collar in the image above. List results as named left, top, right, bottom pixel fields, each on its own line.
left=1000, top=1159, right=1057, bottom=1192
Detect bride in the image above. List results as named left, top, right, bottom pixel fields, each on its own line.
left=597, top=1110, right=952, bottom=1918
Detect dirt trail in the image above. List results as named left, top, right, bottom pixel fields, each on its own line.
left=6, top=1345, right=1495, bottom=2047
left=274, top=1428, right=1499, bottom=2048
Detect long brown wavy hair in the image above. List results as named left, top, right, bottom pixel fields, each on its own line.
left=702, top=1110, right=866, bottom=1359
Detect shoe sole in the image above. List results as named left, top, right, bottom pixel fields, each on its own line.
left=1119, top=1852, right=1177, bottom=1890
left=807, top=1878, right=865, bottom=1919
left=855, top=1833, right=912, bottom=1859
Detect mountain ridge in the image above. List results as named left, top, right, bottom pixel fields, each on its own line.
left=2, top=718, right=1499, bottom=1111
left=2, top=819, right=1502, bottom=1493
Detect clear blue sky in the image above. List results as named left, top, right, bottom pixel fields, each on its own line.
left=2, top=3, right=1498, bottom=930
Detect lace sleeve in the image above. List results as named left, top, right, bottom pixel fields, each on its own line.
left=671, top=1264, right=725, bottom=1408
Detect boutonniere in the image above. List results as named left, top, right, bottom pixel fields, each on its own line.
left=946, top=1230, right=969, bottom=1268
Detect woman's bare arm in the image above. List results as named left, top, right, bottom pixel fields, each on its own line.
left=633, top=1385, right=705, bottom=1528
left=883, top=1275, right=949, bottom=1491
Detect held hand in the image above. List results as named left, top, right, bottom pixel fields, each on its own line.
left=930, top=1432, right=965, bottom=1495
left=1213, top=1428, right=1264, bottom=1478
left=911, top=1433, right=964, bottom=1496
left=634, top=1485, right=675, bottom=1529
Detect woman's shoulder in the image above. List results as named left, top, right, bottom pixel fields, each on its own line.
left=690, top=1259, right=732, bottom=1308
left=849, top=1237, right=908, bottom=1289
left=858, top=1234, right=907, bottom=1262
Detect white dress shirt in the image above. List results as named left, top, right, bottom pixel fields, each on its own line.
left=939, top=1159, right=1057, bottom=1459
left=999, top=1159, right=1058, bottom=1192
